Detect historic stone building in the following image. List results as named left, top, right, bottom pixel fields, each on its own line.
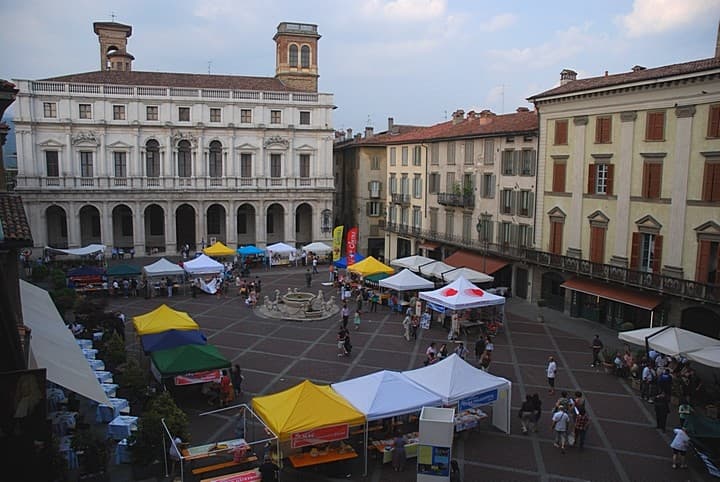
left=12, top=21, right=335, bottom=255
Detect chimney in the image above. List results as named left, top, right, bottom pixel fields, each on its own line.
left=388, top=117, right=394, bottom=130
left=354, top=133, right=362, bottom=140
left=466, top=110, right=477, bottom=119
left=631, top=65, right=646, bottom=72
left=516, top=106, right=530, bottom=112
left=364, top=126, right=374, bottom=138
left=559, top=69, right=577, bottom=85
left=716, top=19, right=720, bottom=58
left=451, top=109, right=465, bottom=125
left=346, top=128, right=352, bottom=139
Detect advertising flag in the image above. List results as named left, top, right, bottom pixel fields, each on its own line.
left=346, top=227, right=358, bottom=265
left=332, top=226, right=344, bottom=261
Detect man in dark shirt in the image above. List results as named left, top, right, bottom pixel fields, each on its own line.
left=591, top=335, right=604, bottom=367
left=259, top=456, right=279, bottom=481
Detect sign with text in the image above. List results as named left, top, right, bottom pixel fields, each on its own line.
left=207, top=468, right=261, bottom=482
left=291, top=423, right=349, bottom=449
left=459, top=389, right=498, bottom=410
left=346, top=227, right=358, bottom=265
left=332, top=226, right=344, bottom=261
left=174, top=369, right=222, bottom=386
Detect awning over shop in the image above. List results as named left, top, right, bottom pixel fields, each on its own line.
left=560, top=277, right=663, bottom=311
left=444, top=250, right=509, bottom=275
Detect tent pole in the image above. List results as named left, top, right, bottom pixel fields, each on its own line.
left=650, top=311, right=654, bottom=328
left=363, top=421, right=369, bottom=477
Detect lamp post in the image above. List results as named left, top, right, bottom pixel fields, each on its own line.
left=476, top=217, right=488, bottom=273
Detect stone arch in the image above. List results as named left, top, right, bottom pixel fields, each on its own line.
left=540, top=271, right=566, bottom=312
left=295, top=203, right=313, bottom=246
left=175, top=204, right=196, bottom=251
left=206, top=203, right=227, bottom=245
left=46, top=205, right=68, bottom=248
left=144, top=204, right=166, bottom=253
left=681, top=306, right=720, bottom=339
left=111, top=204, right=134, bottom=250
left=266, top=203, right=285, bottom=244
left=237, top=203, right=257, bottom=246
left=79, top=204, right=102, bottom=246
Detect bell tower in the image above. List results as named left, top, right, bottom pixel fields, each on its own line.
left=274, top=22, right=320, bottom=92
left=93, top=21, right=134, bottom=71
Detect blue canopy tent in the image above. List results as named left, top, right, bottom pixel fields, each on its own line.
left=237, top=245, right=265, bottom=256
left=333, top=253, right=366, bottom=269
left=141, top=329, right=207, bottom=353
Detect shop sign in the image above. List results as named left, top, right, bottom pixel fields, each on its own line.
left=174, top=369, right=222, bottom=386
left=291, top=423, right=349, bottom=448
left=459, top=389, right=497, bottom=410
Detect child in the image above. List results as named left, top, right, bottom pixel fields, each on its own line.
left=353, top=310, right=361, bottom=330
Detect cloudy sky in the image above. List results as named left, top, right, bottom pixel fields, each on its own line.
left=2, top=0, right=719, bottom=131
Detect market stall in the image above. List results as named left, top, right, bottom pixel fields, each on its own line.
left=142, top=258, right=185, bottom=297
left=403, top=354, right=512, bottom=434
left=106, top=264, right=142, bottom=278
left=379, top=268, right=434, bottom=291
left=266, top=242, right=297, bottom=266
left=203, top=241, right=236, bottom=258
left=390, top=255, right=435, bottom=273
left=440, top=267, right=493, bottom=284
left=183, top=254, right=225, bottom=276
left=46, top=243, right=106, bottom=258
left=150, top=344, right=231, bottom=383
left=333, top=253, right=366, bottom=269
left=140, top=329, right=207, bottom=353
left=301, top=242, right=332, bottom=255
left=133, top=304, right=200, bottom=336
left=346, top=256, right=394, bottom=277
left=66, top=266, right=108, bottom=294
left=618, top=326, right=719, bottom=357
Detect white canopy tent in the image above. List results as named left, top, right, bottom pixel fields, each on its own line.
left=419, top=275, right=506, bottom=311
left=403, top=354, right=512, bottom=434
left=686, top=346, right=720, bottom=368
left=379, top=268, right=435, bottom=291
left=301, top=242, right=332, bottom=254
left=142, top=257, right=185, bottom=278
left=46, top=244, right=106, bottom=256
left=441, top=267, right=493, bottom=284
left=20, top=280, right=112, bottom=406
left=618, top=326, right=719, bottom=357
left=183, top=254, right=224, bottom=276
left=417, top=260, right=455, bottom=279
left=266, top=242, right=296, bottom=254
left=390, top=255, right=435, bottom=272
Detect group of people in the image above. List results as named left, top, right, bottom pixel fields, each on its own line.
left=423, top=341, right=471, bottom=366
left=201, top=365, right=244, bottom=407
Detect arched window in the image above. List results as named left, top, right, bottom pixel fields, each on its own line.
left=209, top=141, right=222, bottom=178
left=289, top=45, right=298, bottom=67
left=301, top=45, right=310, bottom=68
left=177, top=140, right=191, bottom=178
left=146, top=139, right=160, bottom=177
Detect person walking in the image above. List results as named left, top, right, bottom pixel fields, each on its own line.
left=670, top=426, right=690, bottom=469
left=547, top=356, right=558, bottom=395
left=519, top=395, right=535, bottom=434
left=356, top=291, right=363, bottom=313
left=551, top=404, right=570, bottom=454
left=410, top=315, right=420, bottom=340
left=654, top=391, right=670, bottom=432
left=341, top=302, right=349, bottom=330
left=475, top=336, right=486, bottom=362
left=454, top=342, right=468, bottom=360
left=337, top=328, right=349, bottom=357
left=305, top=268, right=312, bottom=288
left=312, top=256, right=319, bottom=274
left=573, top=406, right=590, bottom=450
left=530, top=393, right=542, bottom=432
left=231, top=365, right=244, bottom=399
left=391, top=432, right=407, bottom=472
left=678, top=398, right=693, bottom=428
left=641, top=361, right=656, bottom=402
left=353, top=309, right=362, bottom=330
left=402, top=314, right=412, bottom=341
left=590, top=334, right=603, bottom=368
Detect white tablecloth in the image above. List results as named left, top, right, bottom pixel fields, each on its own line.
left=88, top=358, right=106, bottom=371
left=58, top=435, right=79, bottom=469
left=82, top=348, right=98, bottom=360
left=108, top=415, right=138, bottom=440
left=93, top=331, right=104, bottom=341
left=76, top=339, right=93, bottom=349
left=49, top=411, right=78, bottom=436
left=94, top=370, right=114, bottom=383
left=101, top=383, right=118, bottom=398
left=97, top=397, right=130, bottom=423
left=114, top=438, right=133, bottom=464
left=47, top=387, right=67, bottom=411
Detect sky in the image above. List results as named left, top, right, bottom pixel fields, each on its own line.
left=2, top=0, right=719, bottom=132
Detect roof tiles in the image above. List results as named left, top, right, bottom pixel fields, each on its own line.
left=0, top=194, right=33, bottom=245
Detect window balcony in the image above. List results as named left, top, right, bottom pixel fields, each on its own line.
left=437, top=192, right=475, bottom=208
left=391, top=193, right=411, bottom=205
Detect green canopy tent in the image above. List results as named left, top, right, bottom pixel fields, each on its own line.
left=364, top=272, right=390, bottom=288
left=150, top=343, right=231, bottom=378
left=106, top=264, right=142, bottom=277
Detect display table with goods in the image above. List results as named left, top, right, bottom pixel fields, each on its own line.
left=370, top=431, right=420, bottom=464
left=454, top=408, right=487, bottom=432
left=288, top=442, right=357, bottom=468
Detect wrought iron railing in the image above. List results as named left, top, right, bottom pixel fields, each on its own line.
left=437, top=192, right=475, bottom=208
left=391, top=193, right=411, bottom=205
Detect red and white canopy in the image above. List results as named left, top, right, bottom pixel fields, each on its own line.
left=419, top=275, right=505, bottom=310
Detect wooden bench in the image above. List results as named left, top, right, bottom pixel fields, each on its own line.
left=191, top=456, right=258, bottom=476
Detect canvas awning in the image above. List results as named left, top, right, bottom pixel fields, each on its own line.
left=203, top=241, right=235, bottom=257
left=440, top=267, right=493, bottom=284
left=20, top=280, right=111, bottom=405
left=150, top=343, right=230, bottom=377
left=266, top=242, right=296, bottom=254
left=347, top=256, right=394, bottom=276
left=418, top=242, right=440, bottom=250
left=46, top=244, right=106, bottom=256
left=183, top=254, right=224, bottom=275
left=133, top=304, right=200, bottom=336
left=444, top=250, right=509, bottom=275
left=686, top=346, right=720, bottom=368
left=419, top=275, right=506, bottom=310
left=417, top=261, right=455, bottom=278
left=334, top=253, right=366, bottom=268
left=301, top=242, right=332, bottom=254
left=143, top=258, right=184, bottom=277
left=390, top=255, right=435, bottom=272
left=252, top=380, right=365, bottom=440
left=237, top=245, right=265, bottom=256
left=560, top=277, right=663, bottom=311
left=106, top=264, right=141, bottom=277
left=618, top=326, right=719, bottom=357
left=379, top=269, right=435, bottom=291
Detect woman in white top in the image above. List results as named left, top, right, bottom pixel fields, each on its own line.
left=547, top=356, right=557, bottom=395
left=670, top=426, right=690, bottom=469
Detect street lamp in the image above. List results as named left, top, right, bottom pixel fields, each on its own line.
left=476, top=216, right=488, bottom=273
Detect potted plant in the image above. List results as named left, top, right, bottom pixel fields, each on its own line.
left=99, top=332, right=126, bottom=373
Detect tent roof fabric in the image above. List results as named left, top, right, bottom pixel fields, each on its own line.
left=150, top=343, right=230, bottom=376
left=419, top=276, right=506, bottom=310
left=46, top=244, right=106, bottom=256
left=390, top=255, right=435, bottom=272
left=141, top=329, right=207, bottom=353
left=252, top=380, right=365, bottom=439
left=417, top=261, right=455, bottom=278
left=686, top=346, right=720, bottom=368
left=302, top=242, right=332, bottom=253
left=266, top=242, right=296, bottom=254
left=618, top=326, right=719, bottom=357
left=20, top=280, right=111, bottom=406
left=443, top=250, right=509, bottom=275
left=333, top=253, right=365, bottom=269
left=332, top=370, right=443, bottom=421
left=379, top=269, right=435, bottom=291
left=237, top=245, right=265, bottom=256
left=203, top=241, right=236, bottom=257
left=365, top=272, right=390, bottom=283
left=183, top=254, right=224, bottom=275
left=106, top=264, right=141, bottom=277
left=347, top=256, right=394, bottom=276
left=133, top=304, right=199, bottom=336
left=143, top=257, right=185, bottom=277
left=561, top=277, right=663, bottom=311
left=441, top=267, right=493, bottom=284
left=403, top=353, right=511, bottom=404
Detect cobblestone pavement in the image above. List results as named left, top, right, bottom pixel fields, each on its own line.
left=106, top=261, right=710, bottom=481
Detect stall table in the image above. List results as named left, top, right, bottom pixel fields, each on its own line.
left=108, top=415, right=138, bottom=440
left=88, top=358, right=105, bottom=371
left=114, top=438, right=133, bottom=464
left=76, top=339, right=93, bottom=349
left=101, top=383, right=119, bottom=398
left=58, top=435, right=79, bottom=469
left=47, top=387, right=67, bottom=411
left=371, top=432, right=419, bottom=464
left=82, top=348, right=98, bottom=360
left=96, top=397, right=130, bottom=423
left=49, top=411, right=78, bottom=436
left=181, top=438, right=249, bottom=461
left=288, top=448, right=358, bottom=468
left=454, top=408, right=487, bottom=432
left=94, top=370, right=114, bottom=384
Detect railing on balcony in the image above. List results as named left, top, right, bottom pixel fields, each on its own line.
left=391, top=193, right=411, bottom=205
left=437, top=192, right=475, bottom=208
left=383, top=221, right=719, bottom=304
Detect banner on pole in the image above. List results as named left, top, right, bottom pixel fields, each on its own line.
left=332, top=226, right=344, bottom=261
left=346, top=227, right=358, bottom=265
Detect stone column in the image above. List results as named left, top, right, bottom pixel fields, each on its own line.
left=134, top=202, right=145, bottom=255
left=568, top=115, right=588, bottom=256
left=68, top=202, right=81, bottom=248
left=166, top=201, right=177, bottom=254
left=256, top=206, right=266, bottom=246
left=611, top=111, right=636, bottom=267
left=197, top=202, right=205, bottom=248
left=101, top=201, right=113, bottom=248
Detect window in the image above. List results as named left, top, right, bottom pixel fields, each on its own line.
left=45, top=151, right=59, bottom=177
left=241, top=109, right=252, bottom=123
left=501, top=150, right=516, bottom=175
left=445, top=172, right=455, bottom=193
left=431, top=143, right=439, bottom=165
left=80, top=151, right=93, bottom=177
left=447, top=142, right=455, bottom=165
left=589, top=225, right=606, bottom=264
left=413, top=207, right=422, bottom=229
left=501, top=189, right=514, bottom=215
left=400, top=175, right=409, bottom=196
left=696, top=240, right=720, bottom=284
left=518, top=224, right=532, bottom=247
left=371, top=156, right=380, bottom=170
left=462, top=214, right=472, bottom=242
left=520, top=150, right=536, bottom=176
left=369, top=180, right=381, bottom=198
left=708, top=105, right=720, bottom=138
left=367, top=201, right=381, bottom=217
left=177, top=140, right=192, bottom=178
left=299, top=111, right=310, bottom=125
left=271, top=110, right=281, bottom=124
left=463, top=173, right=474, bottom=193
left=702, top=160, right=720, bottom=202
left=631, top=232, right=663, bottom=273
left=209, top=141, right=222, bottom=178
left=113, top=152, right=127, bottom=178
left=518, top=190, right=534, bottom=217
left=43, top=102, right=57, bottom=118
left=483, top=139, right=494, bottom=165
left=113, top=105, right=126, bottom=120
left=210, top=108, right=221, bottom=123
left=645, top=111, right=665, bottom=141
left=240, top=153, right=252, bottom=178
left=445, top=211, right=454, bottom=237
left=270, top=153, right=282, bottom=177
left=299, top=154, right=310, bottom=178
left=549, top=220, right=563, bottom=255
left=477, top=214, right=493, bottom=243
left=178, top=107, right=190, bottom=122
left=554, top=119, right=568, bottom=145
left=389, top=175, right=397, bottom=194
left=464, top=141, right=474, bottom=165
left=146, top=106, right=159, bottom=121
left=389, top=147, right=396, bottom=166
left=499, top=222, right=513, bottom=246
left=79, top=103, right=92, bottom=119
left=289, top=45, right=298, bottom=66
left=301, top=45, right=310, bottom=68
left=588, top=163, right=614, bottom=195
left=481, top=173, right=495, bottom=198
left=413, top=174, right=422, bottom=198
left=413, top=146, right=422, bottom=166
left=146, top=139, right=160, bottom=177
left=641, top=161, right=663, bottom=199
left=429, top=208, right=438, bottom=232
left=401, top=146, right=408, bottom=166
left=429, top=173, right=440, bottom=194
left=595, top=116, right=612, bottom=143
left=552, top=161, right=566, bottom=192
left=401, top=207, right=409, bottom=226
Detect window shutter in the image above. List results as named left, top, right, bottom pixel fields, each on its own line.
left=528, top=193, right=535, bottom=218
left=702, top=162, right=714, bottom=201
left=527, top=226, right=534, bottom=248
left=510, top=190, right=517, bottom=215
left=649, top=163, right=662, bottom=198
left=708, top=105, right=720, bottom=138
left=489, top=221, right=495, bottom=244
left=630, top=232, right=641, bottom=269
left=555, top=120, right=568, bottom=145
left=587, top=164, right=596, bottom=194
left=642, top=163, right=651, bottom=198
left=652, top=235, right=663, bottom=273
left=490, top=175, right=496, bottom=198
left=551, top=221, right=563, bottom=255
left=530, top=151, right=537, bottom=176
left=590, top=226, right=605, bottom=264
left=606, top=164, right=614, bottom=196
left=513, top=150, right=520, bottom=175
left=646, top=112, right=665, bottom=140
left=366, top=203, right=371, bottom=216
left=696, top=240, right=712, bottom=282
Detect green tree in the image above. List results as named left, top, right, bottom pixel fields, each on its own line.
left=131, top=391, right=189, bottom=467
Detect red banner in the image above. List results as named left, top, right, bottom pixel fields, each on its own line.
left=174, top=369, right=222, bottom=386
left=346, top=227, right=358, bottom=265
left=291, top=423, right=349, bottom=449
left=206, top=469, right=260, bottom=482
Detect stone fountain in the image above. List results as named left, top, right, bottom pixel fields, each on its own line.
left=255, top=287, right=339, bottom=321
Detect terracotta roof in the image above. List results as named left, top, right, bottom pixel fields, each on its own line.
left=0, top=194, right=33, bottom=246
left=384, top=110, right=537, bottom=144
left=444, top=250, right=509, bottom=275
left=42, top=70, right=295, bottom=91
left=529, top=57, right=720, bottom=100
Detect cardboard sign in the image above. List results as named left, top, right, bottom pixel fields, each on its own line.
left=291, top=423, right=349, bottom=449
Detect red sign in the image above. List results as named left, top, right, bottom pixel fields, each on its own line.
left=174, top=369, right=222, bottom=386
left=206, top=469, right=260, bottom=482
left=291, top=423, right=349, bottom=449
left=346, top=227, right=358, bottom=265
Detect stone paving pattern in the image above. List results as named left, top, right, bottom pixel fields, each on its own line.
left=107, top=261, right=711, bottom=481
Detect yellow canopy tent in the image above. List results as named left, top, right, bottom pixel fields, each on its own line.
left=132, top=304, right=200, bottom=336
left=252, top=380, right=365, bottom=440
left=203, top=241, right=236, bottom=257
left=346, top=256, right=394, bottom=276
